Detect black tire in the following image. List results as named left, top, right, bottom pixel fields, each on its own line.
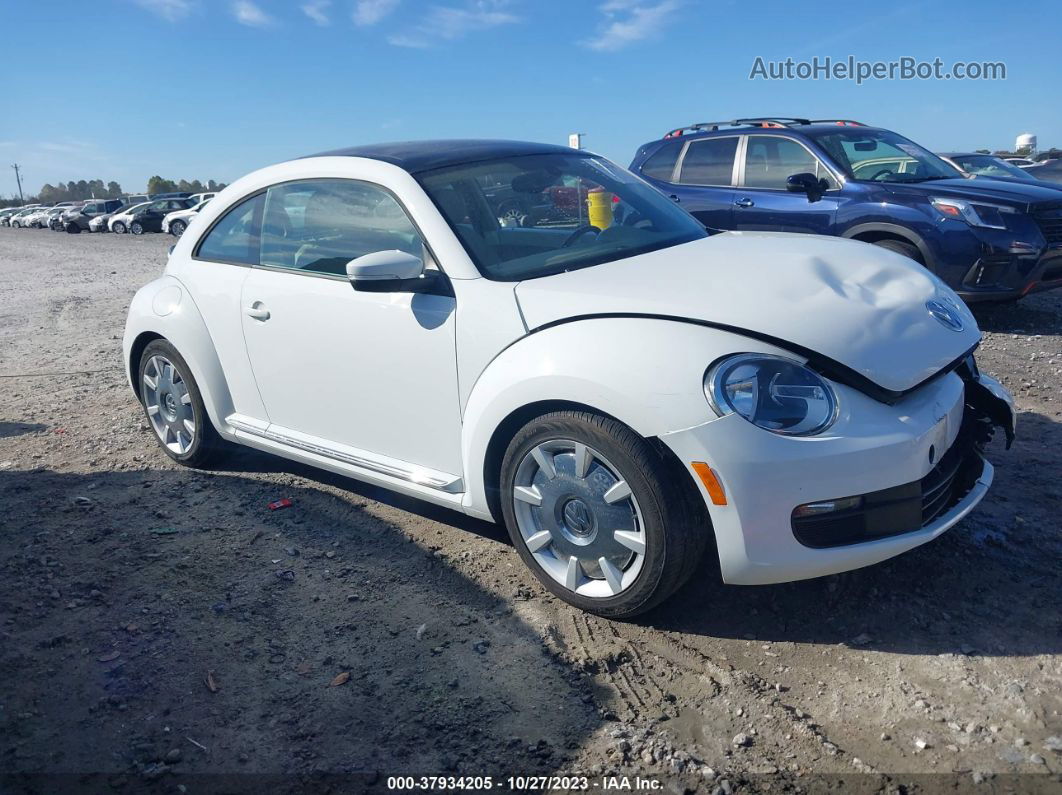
left=130, top=221, right=145, bottom=235
left=113, top=221, right=127, bottom=234
left=871, top=238, right=923, bottom=264
left=170, top=220, right=186, bottom=237
left=500, top=411, right=708, bottom=618
left=137, top=339, right=223, bottom=468
left=66, top=223, right=81, bottom=234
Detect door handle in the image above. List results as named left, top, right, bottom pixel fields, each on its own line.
left=734, top=198, right=755, bottom=208
left=669, top=194, right=680, bottom=203
left=245, top=304, right=270, bottom=321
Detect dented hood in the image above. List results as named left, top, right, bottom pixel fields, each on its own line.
left=514, top=232, right=980, bottom=394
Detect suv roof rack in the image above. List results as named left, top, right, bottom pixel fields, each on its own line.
left=663, top=117, right=867, bottom=138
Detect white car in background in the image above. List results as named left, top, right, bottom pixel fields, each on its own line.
left=187, top=192, right=217, bottom=206
left=1004, top=157, right=1041, bottom=169
left=162, top=199, right=211, bottom=237
left=123, top=140, right=1015, bottom=617
left=108, top=202, right=152, bottom=234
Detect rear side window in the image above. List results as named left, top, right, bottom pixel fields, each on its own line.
left=639, top=141, right=682, bottom=182
left=259, top=179, right=422, bottom=277
left=195, top=193, right=264, bottom=265
left=678, top=138, right=738, bottom=185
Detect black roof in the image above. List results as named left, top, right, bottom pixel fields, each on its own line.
left=303, top=139, right=582, bottom=174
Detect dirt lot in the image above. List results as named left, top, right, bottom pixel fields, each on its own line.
left=0, top=228, right=1060, bottom=793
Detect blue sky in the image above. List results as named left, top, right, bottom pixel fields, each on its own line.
left=1, top=0, right=1058, bottom=196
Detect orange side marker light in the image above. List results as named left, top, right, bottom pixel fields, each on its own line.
left=691, top=462, right=727, bottom=506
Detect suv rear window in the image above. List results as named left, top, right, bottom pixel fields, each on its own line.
left=678, top=137, right=738, bottom=186
left=639, top=141, right=681, bottom=182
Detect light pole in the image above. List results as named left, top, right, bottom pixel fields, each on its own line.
left=11, top=163, right=26, bottom=206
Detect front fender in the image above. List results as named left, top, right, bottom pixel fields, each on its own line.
left=122, top=275, right=235, bottom=434
left=459, top=317, right=792, bottom=518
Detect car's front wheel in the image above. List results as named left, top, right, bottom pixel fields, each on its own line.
left=500, top=411, right=706, bottom=617
left=871, top=238, right=923, bottom=264
left=170, top=220, right=186, bottom=237
left=138, top=340, right=222, bottom=468
left=130, top=221, right=145, bottom=235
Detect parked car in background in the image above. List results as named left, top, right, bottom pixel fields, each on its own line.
left=24, top=207, right=55, bottom=228
left=937, top=152, right=1062, bottom=191
left=0, top=207, right=27, bottom=226
left=630, top=117, right=1062, bottom=301
left=63, top=198, right=126, bottom=233
left=8, top=207, right=42, bottom=228
left=123, top=139, right=1015, bottom=616
left=162, top=199, right=210, bottom=237
left=109, top=202, right=153, bottom=233
left=187, top=192, right=216, bottom=206
left=1005, top=157, right=1041, bottom=169
left=46, top=206, right=74, bottom=230
left=150, top=192, right=193, bottom=200
left=126, top=198, right=196, bottom=235
left=124, top=194, right=151, bottom=205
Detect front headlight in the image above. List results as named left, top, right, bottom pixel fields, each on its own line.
left=705, top=354, right=839, bottom=436
left=930, top=197, right=1015, bottom=230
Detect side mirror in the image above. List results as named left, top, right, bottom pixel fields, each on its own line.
left=346, top=250, right=427, bottom=293
left=786, top=173, right=830, bottom=202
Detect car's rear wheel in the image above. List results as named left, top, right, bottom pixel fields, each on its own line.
left=66, top=223, right=81, bottom=234
left=138, top=340, right=222, bottom=468
left=130, top=221, right=145, bottom=235
left=170, top=220, right=186, bottom=237
left=113, top=221, right=127, bottom=234
left=871, top=238, right=923, bottom=264
left=500, top=411, right=706, bottom=618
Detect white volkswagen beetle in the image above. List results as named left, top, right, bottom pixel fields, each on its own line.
left=123, top=140, right=1015, bottom=617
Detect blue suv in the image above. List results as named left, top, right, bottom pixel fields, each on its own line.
left=629, top=118, right=1062, bottom=301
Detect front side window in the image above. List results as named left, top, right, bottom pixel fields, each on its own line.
left=812, top=128, right=961, bottom=183
left=677, top=137, right=738, bottom=185
left=418, top=153, right=708, bottom=281
left=195, top=193, right=264, bottom=265
left=259, top=179, right=423, bottom=276
left=743, top=136, right=837, bottom=189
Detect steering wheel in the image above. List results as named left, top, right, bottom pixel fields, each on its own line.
left=868, top=168, right=896, bottom=181
left=561, top=225, right=600, bottom=248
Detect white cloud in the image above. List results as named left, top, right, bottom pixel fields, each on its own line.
left=583, top=0, right=680, bottom=51
left=301, top=0, right=331, bottom=25
left=387, top=0, right=518, bottom=48
left=132, top=0, right=193, bottom=22
left=353, top=0, right=400, bottom=26
left=232, top=0, right=275, bottom=27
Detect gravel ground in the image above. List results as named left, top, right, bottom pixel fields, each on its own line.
left=0, top=227, right=1060, bottom=794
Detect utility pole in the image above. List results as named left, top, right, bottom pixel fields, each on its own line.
left=11, top=163, right=25, bottom=206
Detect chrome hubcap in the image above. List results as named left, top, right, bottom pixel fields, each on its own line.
left=513, top=440, right=645, bottom=598
left=142, top=355, right=196, bottom=455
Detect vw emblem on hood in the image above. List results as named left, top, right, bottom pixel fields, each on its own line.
left=926, top=300, right=964, bottom=332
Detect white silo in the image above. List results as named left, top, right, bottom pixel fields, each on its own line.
left=1016, top=133, right=1037, bottom=154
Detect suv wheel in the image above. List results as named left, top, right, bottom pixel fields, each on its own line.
left=500, top=411, right=707, bottom=618
left=871, top=239, right=923, bottom=265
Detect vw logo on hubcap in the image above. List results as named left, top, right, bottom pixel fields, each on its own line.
left=926, top=300, right=964, bottom=332
left=562, top=498, right=595, bottom=538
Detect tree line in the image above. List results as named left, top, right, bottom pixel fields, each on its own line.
left=1, top=176, right=228, bottom=209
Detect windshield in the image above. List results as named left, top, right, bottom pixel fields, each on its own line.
left=417, top=153, right=708, bottom=281
left=952, top=154, right=1036, bottom=181
left=810, top=128, right=962, bottom=183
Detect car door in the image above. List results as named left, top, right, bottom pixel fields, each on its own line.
left=665, top=136, right=739, bottom=230
left=239, top=178, right=462, bottom=479
left=731, top=135, right=843, bottom=233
